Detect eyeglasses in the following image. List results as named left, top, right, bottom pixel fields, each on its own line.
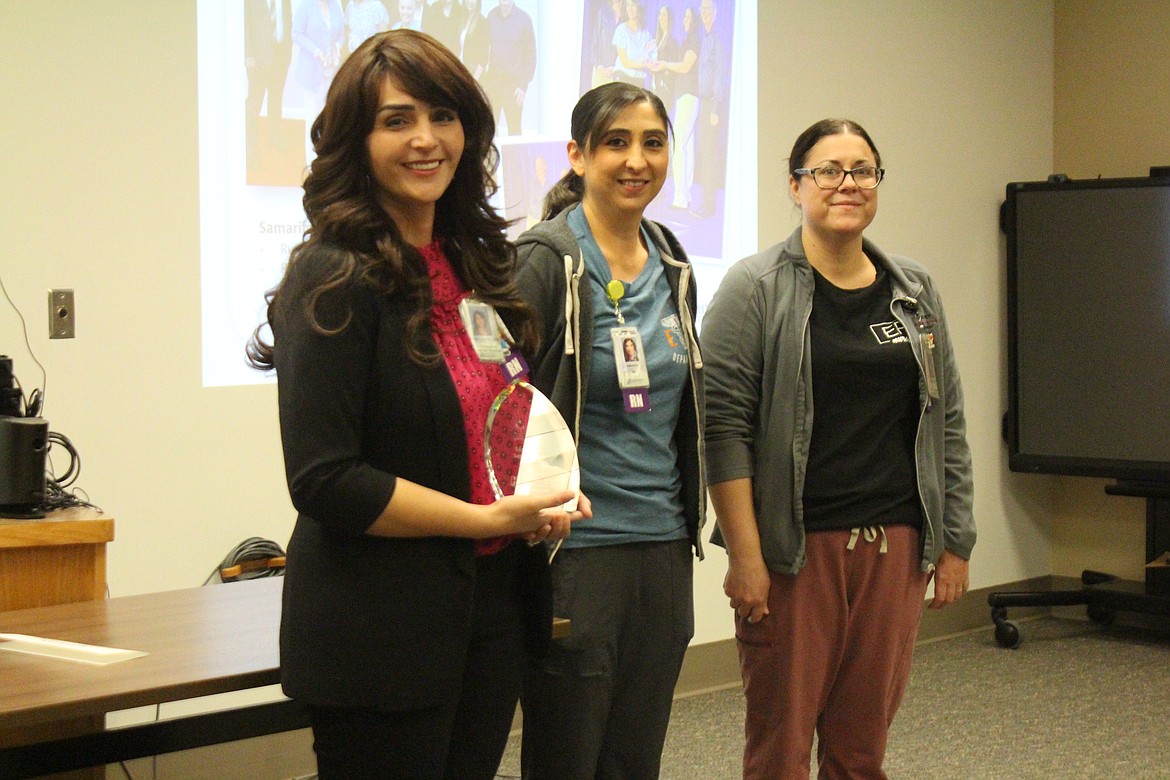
left=794, top=165, right=885, bottom=190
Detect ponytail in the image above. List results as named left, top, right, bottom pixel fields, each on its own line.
left=542, top=170, right=585, bottom=220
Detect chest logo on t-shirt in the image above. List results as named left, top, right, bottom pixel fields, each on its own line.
left=870, top=320, right=909, bottom=345
left=659, top=315, right=683, bottom=355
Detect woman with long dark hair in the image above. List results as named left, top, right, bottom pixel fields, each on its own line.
left=650, top=5, right=677, bottom=107
left=247, top=30, right=588, bottom=779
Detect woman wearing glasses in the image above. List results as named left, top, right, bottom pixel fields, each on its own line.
left=701, top=118, right=975, bottom=779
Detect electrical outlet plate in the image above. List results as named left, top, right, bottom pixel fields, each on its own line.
left=49, top=288, right=75, bottom=339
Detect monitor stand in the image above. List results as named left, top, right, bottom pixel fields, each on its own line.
left=987, top=483, right=1170, bottom=648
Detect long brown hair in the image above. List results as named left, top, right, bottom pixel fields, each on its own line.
left=247, top=29, right=536, bottom=370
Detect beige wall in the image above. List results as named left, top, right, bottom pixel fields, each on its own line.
left=1, top=1, right=1061, bottom=652
left=1, top=2, right=292, bottom=598
left=1054, top=0, right=1170, bottom=179
left=1047, top=0, right=1170, bottom=579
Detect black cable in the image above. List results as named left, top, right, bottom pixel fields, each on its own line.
left=26, top=386, right=42, bottom=417
left=47, top=432, right=78, bottom=486
left=203, top=536, right=287, bottom=585
left=116, top=704, right=160, bottom=779
left=41, top=430, right=101, bottom=513
left=0, top=269, right=48, bottom=410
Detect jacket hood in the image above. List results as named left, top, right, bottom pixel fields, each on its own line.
left=514, top=210, right=580, bottom=258
left=516, top=205, right=690, bottom=267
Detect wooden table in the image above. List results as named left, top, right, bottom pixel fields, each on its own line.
left=0, top=577, right=305, bottom=779
left=0, top=575, right=569, bottom=778
left=0, top=510, right=115, bottom=778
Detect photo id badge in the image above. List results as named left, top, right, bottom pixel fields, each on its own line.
left=611, top=327, right=650, bottom=413
left=460, top=298, right=506, bottom=364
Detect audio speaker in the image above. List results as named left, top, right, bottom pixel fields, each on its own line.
left=0, top=416, right=49, bottom=517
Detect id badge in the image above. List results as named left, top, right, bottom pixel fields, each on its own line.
left=920, top=332, right=941, bottom=401
left=459, top=298, right=506, bottom=364
left=611, top=327, right=650, bottom=412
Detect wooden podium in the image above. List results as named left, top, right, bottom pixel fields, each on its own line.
left=0, top=510, right=113, bottom=612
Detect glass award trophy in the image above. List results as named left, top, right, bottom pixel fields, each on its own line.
left=483, top=380, right=579, bottom=512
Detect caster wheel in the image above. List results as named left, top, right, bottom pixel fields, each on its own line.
left=1087, top=605, right=1115, bottom=626
left=994, top=619, right=1023, bottom=649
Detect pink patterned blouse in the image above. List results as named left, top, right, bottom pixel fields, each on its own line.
left=420, top=241, right=519, bottom=556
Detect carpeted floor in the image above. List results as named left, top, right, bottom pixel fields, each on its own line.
left=496, top=617, right=1170, bottom=779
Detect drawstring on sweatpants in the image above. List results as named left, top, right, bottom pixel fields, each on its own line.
left=846, top=525, right=888, bottom=554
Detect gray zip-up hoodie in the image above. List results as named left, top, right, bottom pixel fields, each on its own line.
left=703, top=226, right=975, bottom=574
left=514, top=206, right=707, bottom=556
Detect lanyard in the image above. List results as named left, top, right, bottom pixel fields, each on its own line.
left=605, top=279, right=626, bottom=325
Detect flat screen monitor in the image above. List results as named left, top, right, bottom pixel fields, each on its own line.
left=1004, top=174, right=1170, bottom=484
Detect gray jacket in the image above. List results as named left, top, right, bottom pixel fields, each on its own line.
left=514, top=207, right=708, bottom=556
left=702, top=227, right=975, bottom=574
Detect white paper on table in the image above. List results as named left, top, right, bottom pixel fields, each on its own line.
left=0, top=633, right=148, bottom=665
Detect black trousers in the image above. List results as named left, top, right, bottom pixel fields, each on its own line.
left=308, top=543, right=526, bottom=780
left=521, top=540, right=694, bottom=780
left=484, top=73, right=526, bottom=136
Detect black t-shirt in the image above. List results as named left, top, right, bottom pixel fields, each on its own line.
left=802, top=263, right=923, bottom=532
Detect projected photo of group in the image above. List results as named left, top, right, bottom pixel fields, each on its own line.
left=577, top=0, right=734, bottom=259
left=201, top=0, right=755, bottom=386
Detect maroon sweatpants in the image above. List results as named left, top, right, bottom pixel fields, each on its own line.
left=736, top=525, right=930, bottom=780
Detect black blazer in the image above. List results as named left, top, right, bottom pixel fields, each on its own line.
left=272, top=244, right=550, bottom=711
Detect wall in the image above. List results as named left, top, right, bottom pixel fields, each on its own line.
left=1, top=2, right=1055, bottom=654
left=1, top=2, right=294, bottom=599
left=1046, top=0, right=1170, bottom=580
